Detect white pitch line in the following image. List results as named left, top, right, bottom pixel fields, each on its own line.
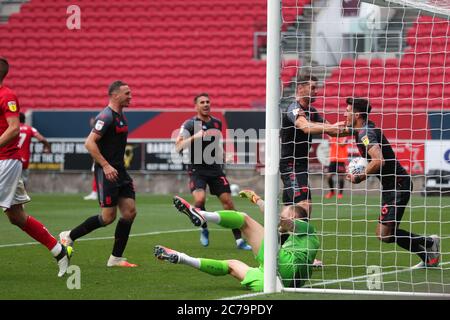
left=220, top=292, right=269, bottom=300
left=307, top=261, right=450, bottom=288
left=0, top=228, right=229, bottom=249
left=222, top=263, right=450, bottom=300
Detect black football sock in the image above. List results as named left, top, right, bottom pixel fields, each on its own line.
left=112, top=218, right=133, bottom=257
left=232, top=228, right=243, bottom=240
left=338, top=177, right=345, bottom=194
left=70, top=215, right=105, bottom=241
left=395, top=229, right=433, bottom=261
left=328, top=176, right=334, bottom=190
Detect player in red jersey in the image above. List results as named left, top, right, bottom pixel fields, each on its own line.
left=18, top=112, right=51, bottom=184
left=0, top=57, right=71, bottom=277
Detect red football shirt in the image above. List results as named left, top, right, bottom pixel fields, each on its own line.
left=19, top=124, right=38, bottom=169
left=329, top=136, right=349, bottom=163
left=0, top=86, right=21, bottom=161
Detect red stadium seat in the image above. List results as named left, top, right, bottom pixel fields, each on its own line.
left=0, top=0, right=288, bottom=109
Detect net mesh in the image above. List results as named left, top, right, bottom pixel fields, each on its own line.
left=276, top=0, right=450, bottom=295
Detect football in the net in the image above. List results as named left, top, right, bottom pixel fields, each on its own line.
left=347, top=157, right=368, bottom=175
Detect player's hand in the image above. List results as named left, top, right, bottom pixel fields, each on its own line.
left=192, top=130, right=205, bottom=140
left=43, top=146, right=51, bottom=154
left=225, top=153, right=234, bottom=164
left=239, top=190, right=261, bottom=204
left=346, top=173, right=366, bottom=184
left=103, top=164, right=119, bottom=182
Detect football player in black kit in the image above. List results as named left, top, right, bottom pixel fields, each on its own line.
left=281, top=75, right=344, bottom=214
left=344, top=98, right=440, bottom=268
left=281, top=74, right=345, bottom=267
left=175, top=93, right=251, bottom=250
left=59, top=81, right=138, bottom=267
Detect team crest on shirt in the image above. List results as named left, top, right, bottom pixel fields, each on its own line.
left=362, top=135, right=370, bottom=146
left=95, top=120, right=105, bottom=131
left=7, top=101, right=17, bottom=112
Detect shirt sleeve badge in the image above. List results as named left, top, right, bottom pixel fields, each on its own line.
left=362, top=135, right=370, bottom=146
left=95, top=120, right=105, bottom=131
left=8, top=101, right=17, bottom=112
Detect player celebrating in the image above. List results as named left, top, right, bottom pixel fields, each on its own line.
left=154, top=195, right=319, bottom=291
left=281, top=74, right=344, bottom=267
left=344, top=98, right=440, bottom=268
left=0, top=57, right=71, bottom=277
left=325, top=136, right=349, bottom=199
left=175, top=93, right=251, bottom=250
left=18, top=112, right=51, bottom=185
left=59, top=81, right=138, bottom=267
left=281, top=74, right=344, bottom=214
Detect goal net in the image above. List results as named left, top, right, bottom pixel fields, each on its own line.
left=264, top=0, right=450, bottom=297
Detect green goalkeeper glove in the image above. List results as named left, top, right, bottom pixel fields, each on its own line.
left=239, top=190, right=261, bottom=204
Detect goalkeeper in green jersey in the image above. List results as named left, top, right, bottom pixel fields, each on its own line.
left=154, top=191, right=320, bottom=291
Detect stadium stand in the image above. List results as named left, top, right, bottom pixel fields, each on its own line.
left=316, top=15, right=450, bottom=116
left=0, top=0, right=308, bottom=110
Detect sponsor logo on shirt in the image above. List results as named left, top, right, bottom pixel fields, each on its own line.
left=8, top=101, right=17, bottom=112
left=95, top=120, right=105, bottom=131
left=115, top=125, right=128, bottom=133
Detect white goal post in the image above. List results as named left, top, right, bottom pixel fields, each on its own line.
left=264, top=0, right=450, bottom=297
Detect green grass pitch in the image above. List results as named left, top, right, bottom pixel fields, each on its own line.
left=0, top=193, right=448, bottom=299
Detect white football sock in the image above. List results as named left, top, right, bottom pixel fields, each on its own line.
left=177, top=252, right=201, bottom=269
left=199, top=210, right=220, bottom=224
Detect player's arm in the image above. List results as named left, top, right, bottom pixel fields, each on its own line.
left=239, top=190, right=311, bottom=217
left=33, top=130, right=51, bottom=153
left=85, top=131, right=118, bottom=182
left=347, top=144, right=384, bottom=184
left=239, top=190, right=264, bottom=213
left=174, top=125, right=204, bottom=153
left=0, top=116, right=20, bottom=148
left=295, top=116, right=345, bottom=136
left=324, top=121, right=354, bottom=137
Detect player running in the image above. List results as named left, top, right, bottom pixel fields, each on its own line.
left=59, top=81, right=138, bottom=267
left=154, top=195, right=319, bottom=291
left=0, top=57, right=71, bottom=277
left=18, top=112, right=51, bottom=185
left=175, top=93, right=251, bottom=250
left=344, top=98, right=440, bottom=268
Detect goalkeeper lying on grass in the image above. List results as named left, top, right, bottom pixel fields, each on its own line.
left=154, top=191, right=320, bottom=291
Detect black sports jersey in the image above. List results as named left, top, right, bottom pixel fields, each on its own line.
left=354, top=120, right=409, bottom=188
left=92, top=106, right=128, bottom=169
left=180, top=116, right=223, bottom=173
left=280, top=102, right=325, bottom=167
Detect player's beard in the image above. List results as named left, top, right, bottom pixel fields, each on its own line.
left=122, top=99, right=131, bottom=108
